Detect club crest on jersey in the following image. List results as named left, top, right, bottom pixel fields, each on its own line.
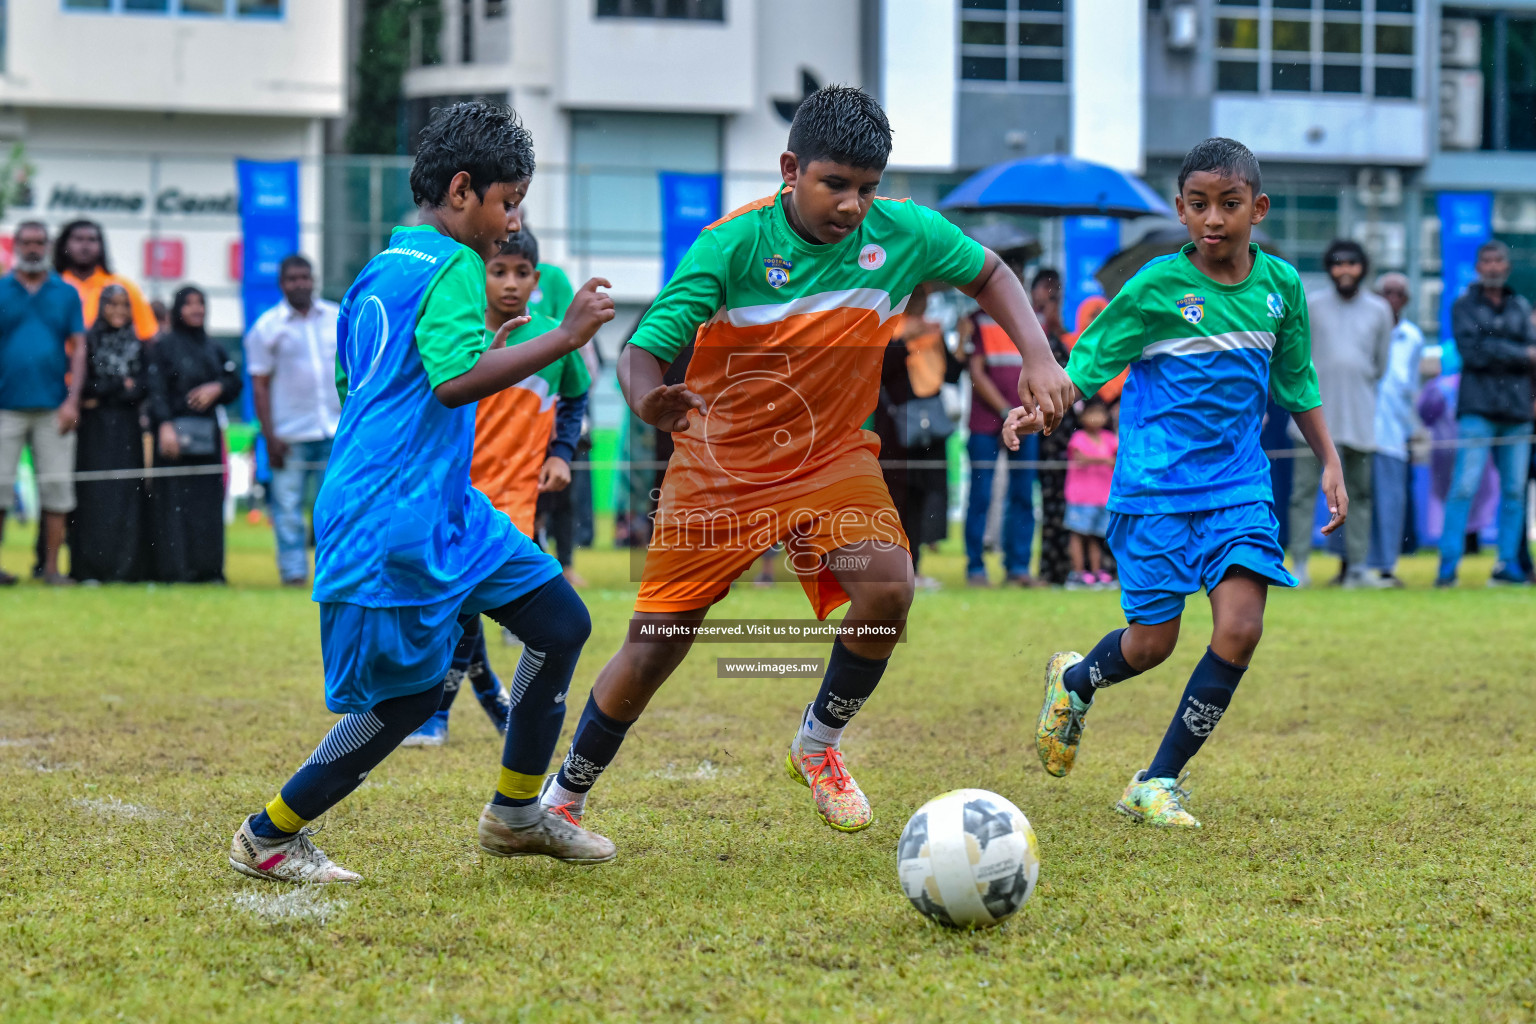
left=859, top=243, right=886, bottom=270
left=763, top=254, right=793, bottom=289
left=1266, top=292, right=1285, bottom=319
left=1176, top=293, right=1205, bottom=325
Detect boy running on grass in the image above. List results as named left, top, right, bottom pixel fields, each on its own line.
left=1010, top=137, right=1347, bottom=828
left=402, top=227, right=592, bottom=747
left=537, top=85, right=1074, bottom=839
left=228, top=102, right=617, bottom=884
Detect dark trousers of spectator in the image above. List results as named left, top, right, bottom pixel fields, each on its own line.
left=964, top=432, right=1034, bottom=578
left=1289, top=445, right=1372, bottom=571
left=1367, top=452, right=1412, bottom=576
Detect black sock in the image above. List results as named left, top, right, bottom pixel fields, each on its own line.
left=435, top=616, right=483, bottom=713
left=555, top=692, right=633, bottom=796
left=482, top=578, right=591, bottom=807
left=1063, top=628, right=1138, bottom=702
left=807, top=638, right=888, bottom=734
left=249, top=680, right=445, bottom=839
left=1145, top=647, right=1246, bottom=781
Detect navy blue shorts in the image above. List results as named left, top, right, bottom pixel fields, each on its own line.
left=318, top=531, right=561, bottom=714
left=1108, top=502, right=1296, bottom=624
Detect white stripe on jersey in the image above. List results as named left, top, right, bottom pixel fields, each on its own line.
left=1141, top=330, right=1277, bottom=360
left=708, top=287, right=911, bottom=329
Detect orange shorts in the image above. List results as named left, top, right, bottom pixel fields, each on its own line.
left=634, top=472, right=909, bottom=619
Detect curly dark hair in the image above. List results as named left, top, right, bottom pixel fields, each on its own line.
left=786, top=85, right=892, bottom=170
left=53, top=219, right=109, bottom=275
left=1178, top=137, right=1262, bottom=196
left=409, top=101, right=536, bottom=207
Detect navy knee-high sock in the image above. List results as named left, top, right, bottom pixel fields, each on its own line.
left=799, top=639, right=888, bottom=752
left=481, top=577, right=591, bottom=809
left=249, top=680, right=445, bottom=840
left=1145, top=647, right=1246, bottom=781
left=436, top=616, right=500, bottom=713
left=553, top=691, right=633, bottom=797
left=1063, top=627, right=1139, bottom=702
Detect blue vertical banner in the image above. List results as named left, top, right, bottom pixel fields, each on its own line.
left=236, top=159, right=300, bottom=481
left=659, top=172, right=722, bottom=286
left=1061, top=216, right=1120, bottom=331
left=1437, top=191, right=1493, bottom=365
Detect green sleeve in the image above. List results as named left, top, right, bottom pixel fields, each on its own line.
left=560, top=349, right=592, bottom=397
left=916, top=204, right=987, bottom=288
left=1269, top=276, right=1322, bottom=412
left=1065, top=287, right=1148, bottom=397
left=414, top=248, right=490, bottom=389
left=627, top=232, right=727, bottom=363
left=533, top=264, right=576, bottom=321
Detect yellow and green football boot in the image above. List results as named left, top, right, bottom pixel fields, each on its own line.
left=1035, top=651, right=1089, bottom=777
left=1115, top=770, right=1200, bottom=828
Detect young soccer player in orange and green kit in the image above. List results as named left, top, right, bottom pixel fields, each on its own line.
left=402, top=227, right=591, bottom=747
left=536, top=85, right=1076, bottom=842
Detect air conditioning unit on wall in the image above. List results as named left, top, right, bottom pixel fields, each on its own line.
left=1439, top=71, right=1485, bottom=150
left=1440, top=19, right=1482, bottom=70
left=1493, top=195, right=1536, bottom=233
left=1356, top=168, right=1403, bottom=208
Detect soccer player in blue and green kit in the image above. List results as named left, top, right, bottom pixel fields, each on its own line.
left=227, top=102, right=618, bottom=883
left=1010, top=138, right=1349, bottom=828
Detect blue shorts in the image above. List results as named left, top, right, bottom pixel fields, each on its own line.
left=1107, top=502, right=1297, bottom=625
left=1064, top=503, right=1110, bottom=538
left=318, top=532, right=561, bottom=714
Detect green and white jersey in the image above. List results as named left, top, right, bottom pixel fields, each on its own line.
left=1067, top=243, right=1321, bottom=515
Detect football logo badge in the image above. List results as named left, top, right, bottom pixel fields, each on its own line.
left=1176, top=293, right=1205, bottom=325
left=859, top=243, right=886, bottom=270
left=1266, top=292, right=1285, bottom=319
left=763, top=254, right=792, bottom=289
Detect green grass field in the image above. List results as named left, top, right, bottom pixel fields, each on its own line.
left=2, top=522, right=1534, bottom=1023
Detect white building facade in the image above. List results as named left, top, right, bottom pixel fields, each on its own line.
left=0, top=0, right=345, bottom=334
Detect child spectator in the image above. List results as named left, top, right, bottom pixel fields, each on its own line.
left=1064, top=397, right=1117, bottom=589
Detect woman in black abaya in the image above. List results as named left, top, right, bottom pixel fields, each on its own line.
left=146, top=286, right=241, bottom=583
left=70, top=285, right=150, bottom=582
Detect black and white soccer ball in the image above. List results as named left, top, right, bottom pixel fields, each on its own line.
left=896, top=789, right=1040, bottom=930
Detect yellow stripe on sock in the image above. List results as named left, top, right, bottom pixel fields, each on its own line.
left=497, top=767, right=544, bottom=802
left=265, top=794, right=309, bottom=834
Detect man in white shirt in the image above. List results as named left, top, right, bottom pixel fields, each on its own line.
left=243, top=255, right=340, bottom=586
left=1366, top=273, right=1426, bottom=586
left=1287, top=239, right=1394, bottom=587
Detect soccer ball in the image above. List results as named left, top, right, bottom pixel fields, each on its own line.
left=896, top=789, right=1040, bottom=930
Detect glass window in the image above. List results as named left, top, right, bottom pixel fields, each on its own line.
left=1272, top=19, right=1311, bottom=52
left=181, top=0, right=226, bottom=13
left=1322, top=0, right=1361, bottom=10
left=1273, top=0, right=1312, bottom=7
left=1273, top=62, right=1312, bottom=90
left=1375, top=0, right=1413, bottom=11
left=63, top=0, right=112, bottom=8
left=1375, top=24, right=1413, bottom=56
left=485, top=0, right=506, bottom=15
left=1018, top=21, right=1064, bottom=48
left=236, top=0, right=282, bottom=14
left=961, top=56, right=1008, bottom=80
left=1217, top=60, right=1260, bottom=91
left=1016, top=0, right=1063, bottom=10
left=1216, top=0, right=1257, bottom=6
left=1218, top=18, right=1259, bottom=49
left=596, top=0, right=723, bottom=18
left=124, top=0, right=170, bottom=10
left=961, top=0, right=1005, bottom=8
left=1322, top=21, right=1362, bottom=54
left=1322, top=63, right=1362, bottom=92
left=961, top=20, right=1006, bottom=45
left=1375, top=66, right=1413, bottom=98
left=1017, top=57, right=1064, bottom=81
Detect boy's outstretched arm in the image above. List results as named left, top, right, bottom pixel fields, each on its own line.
left=434, top=279, right=614, bottom=408
left=959, top=249, right=1076, bottom=435
left=1290, top=406, right=1348, bottom=535
left=619, top=344, right=707, bottom=432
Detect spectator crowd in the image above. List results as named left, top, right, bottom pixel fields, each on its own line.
left=2, top=219, right=1532, bottom=591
